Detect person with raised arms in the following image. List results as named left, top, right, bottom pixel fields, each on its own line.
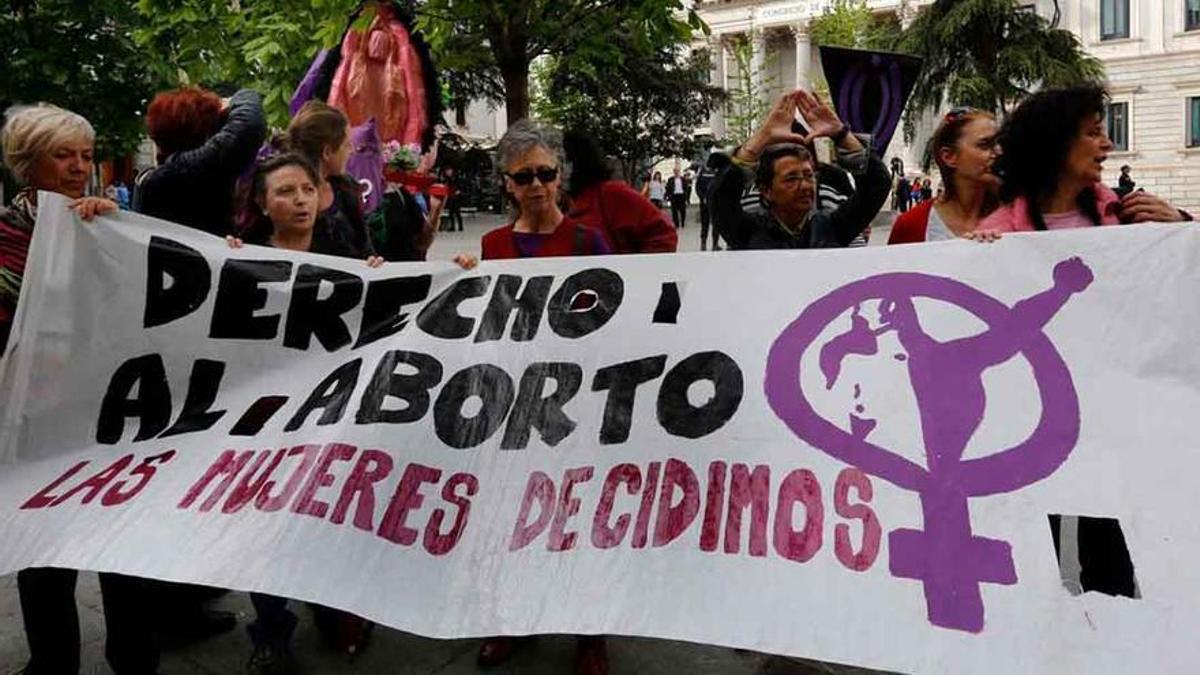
left=712, top=89, right=890, bottom=251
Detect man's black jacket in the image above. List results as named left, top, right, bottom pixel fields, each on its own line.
left=713, top=143, right=889, bottom=250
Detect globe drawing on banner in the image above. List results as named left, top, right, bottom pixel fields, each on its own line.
left=765, top=258, right=1093, bottom=633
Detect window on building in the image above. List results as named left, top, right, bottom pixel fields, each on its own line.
left=1106, top=102, right=1129, bottom=151
left=1188, top=0, right=1200, bottom=32
left=1189, top=97, right=1200, bottom=148
left=1101, top=0, right=1130, bottom=40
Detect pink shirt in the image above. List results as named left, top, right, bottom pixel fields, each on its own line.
left=1040, top=210, right=1096, bottom=230
left=979, top=183, right=1122, bottom=232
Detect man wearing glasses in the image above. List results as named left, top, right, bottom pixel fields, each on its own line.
left=712, top=89, right=890, bottom=250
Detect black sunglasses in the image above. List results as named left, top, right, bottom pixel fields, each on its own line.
left=506, top=167, right=559, bottom=186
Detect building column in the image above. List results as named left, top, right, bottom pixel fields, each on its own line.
left=719, top=35, right=729, bottom=92
left=750, top=30, right=766, bottom=103
left=793, top=22, right=811, bottom=89
left=713, top=35, right=728, bottom=138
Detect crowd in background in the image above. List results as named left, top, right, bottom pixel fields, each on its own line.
left=0, top=79, right=1196, bottom=675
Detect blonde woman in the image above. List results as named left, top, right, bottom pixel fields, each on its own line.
left=2, top=103, right=154, bottom=674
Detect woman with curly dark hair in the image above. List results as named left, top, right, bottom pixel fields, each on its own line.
left=981, top=84, right=1189, bottom=231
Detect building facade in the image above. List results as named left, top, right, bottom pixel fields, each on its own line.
left=1065, top=0, right=1200, bottom=212
left=693, top=0, right=933, bottom=181
left=692, top=0, right=1200, bottom=213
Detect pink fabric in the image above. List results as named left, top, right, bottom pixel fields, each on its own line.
left=1039, top=211, right=1096, bottom=230
left=328, top=5, right=428, bottom=145
left=980, top=183, right=1122, bottom=232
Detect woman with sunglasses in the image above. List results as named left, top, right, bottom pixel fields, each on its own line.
left=477, top=120, right=610, bottom=675
left=480, top=119, right=611, bottom=260
left=889, top=108, right=1001, bottom=243
left=980, top=84, right=1190, bottom=233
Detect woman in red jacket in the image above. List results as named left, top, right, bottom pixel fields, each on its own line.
left=478, top=120, right=610, bottom=675
left=888, top=108, right=1000, bottom=244
left=481, top=120, right=611, bottom=260
left=562, top=129, right=677, bottom=254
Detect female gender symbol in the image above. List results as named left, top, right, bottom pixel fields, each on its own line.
left=765, top=258, right=1092, bottom=633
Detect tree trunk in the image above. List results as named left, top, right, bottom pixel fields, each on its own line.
left=487, top=10, right=531, bottom=126
left=455, top=100, right=468, bottom=128
left=502, top=64, right=530, bottom=125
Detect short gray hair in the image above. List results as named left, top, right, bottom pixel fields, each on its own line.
left=496, top=119, right=566, bottom=179
left=2, top=104, right=95, bottom=185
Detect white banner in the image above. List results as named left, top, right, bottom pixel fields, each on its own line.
left=2, top=193, right=1199, bottom=674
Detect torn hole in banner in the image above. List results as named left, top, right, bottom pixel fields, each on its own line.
left=653, top=282, right=682, bottom=324
left=1048, top=514, right=1140, bottom=599
left=569, top=289, right=599, bottom=312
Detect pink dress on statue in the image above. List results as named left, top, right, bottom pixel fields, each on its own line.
left=329, top=4, right=428, bottom=145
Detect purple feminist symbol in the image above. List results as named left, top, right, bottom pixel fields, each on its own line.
left=766, top=257, right=1093, bottom=633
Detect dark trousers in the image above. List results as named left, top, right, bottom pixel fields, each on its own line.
left=442, top=196, right=464, bottom=232
left=248, top=593, right=298, bottom=648
left=18, top=567, right=159, bottom=674
left=699, top=198, right=720, bottom=249
left=670, top=196, right=687, bottom=228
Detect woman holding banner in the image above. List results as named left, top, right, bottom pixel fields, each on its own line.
left=981, top=84, right=1191, bottom=232
left=478, top=119, right=611, bottom=675
left=887, top=108, right=1001, bottom=243
left=481, top=120, right=612, bottom=260
left=231, top=151, right=473, bottom=671
left=230, top=152, right=378, bottom=673
left=1, top=103, right=157, bottom=675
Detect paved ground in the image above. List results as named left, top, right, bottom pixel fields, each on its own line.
left=1, top=204, right=899, bottom=675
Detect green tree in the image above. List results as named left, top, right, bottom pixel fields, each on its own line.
left=533, top=46, right=724, bottom=181
left=808, top=0, right=901, bottom=51
left=1, top=0, right=166, bottom=157
left=417, top=0, right=704, bottom=125
left=436, top=31, right=505, bottom=128
left=721, top=33, right=774, bottom=146
left=899, top=0, right=1104, bottom=125
left=132, top=0, right=363, bottom=127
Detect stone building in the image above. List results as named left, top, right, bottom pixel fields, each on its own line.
left=692, top=0, right=1200, bottom=213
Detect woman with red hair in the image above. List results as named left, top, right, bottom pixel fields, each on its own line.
left=134, top=87, right=267, bottom=236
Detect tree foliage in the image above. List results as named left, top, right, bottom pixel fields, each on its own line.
left=533, top=46, right=724, bottom=180
left=434, top=29, right=505, bottom=128
left=417, top=0, right=704, bottom=124
left=2, top=0, right=165, bottom=157
left=809, top=0, right=901, bottom=52
left=132, top=0, right=364, bottom=128
left=720, top=33, right=774, bottom=146
left=899, top=0, right=1104, bottom=129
